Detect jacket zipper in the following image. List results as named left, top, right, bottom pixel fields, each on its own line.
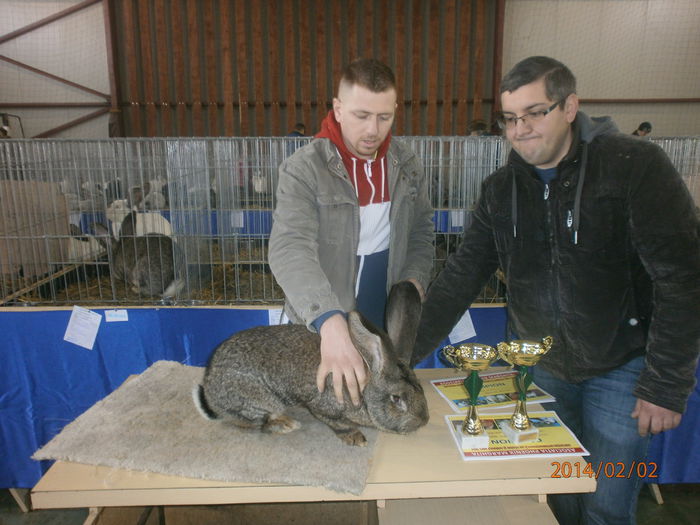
left=543, top=180, right=562, bottom=346
left=543, top=183, right=555, bottom=267
left=331, top=158, right=361, bottom=295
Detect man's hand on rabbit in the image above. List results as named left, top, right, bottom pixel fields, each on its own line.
left=317, top=313, right=368, bottom=407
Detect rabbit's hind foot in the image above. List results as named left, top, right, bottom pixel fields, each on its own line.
left=334, top=428, right=368, bottom=447
left=262, top=414, right=302, bottom=434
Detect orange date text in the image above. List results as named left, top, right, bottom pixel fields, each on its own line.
left=550, top=461, right=658, bottom=479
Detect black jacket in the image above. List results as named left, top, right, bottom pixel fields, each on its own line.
left=413, top=113, right=700, bottom=413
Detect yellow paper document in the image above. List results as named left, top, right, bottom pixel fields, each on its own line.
left=431, top=370, right=554, bottom=412
left=445, top=411, right=589, bottom=461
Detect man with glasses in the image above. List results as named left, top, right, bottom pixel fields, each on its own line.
left=412, top=56, right=700, bottom=524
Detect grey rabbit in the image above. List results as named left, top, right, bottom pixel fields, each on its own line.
left=194, top=281, right=429, bottom=446
left=95, top=211, right=183, bottom=298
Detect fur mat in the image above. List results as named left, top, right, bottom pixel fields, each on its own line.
left=33, top=360, right=378, bottom=494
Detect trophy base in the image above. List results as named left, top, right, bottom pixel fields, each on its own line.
left=498, top=421, right=540, bottom=444
left=459, top=429, right=490, bottom=450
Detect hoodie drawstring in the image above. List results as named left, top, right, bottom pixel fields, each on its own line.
left=511, top=169, right=518, bottom=238
left=510, top=142, right=588, bottom=244
left=571, top=143, right=588, bottom=245
left=351, top=157, right=359, bottom=197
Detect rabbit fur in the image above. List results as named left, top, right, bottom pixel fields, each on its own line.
left=194, top=281, right=429, bottom=446
left=95, top=211, right=183, bottom=298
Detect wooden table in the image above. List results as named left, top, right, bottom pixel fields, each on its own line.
left=31, top=369, right=595, bottom=524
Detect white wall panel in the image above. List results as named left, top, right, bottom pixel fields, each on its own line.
left=503, top=0, right=700, bottom=136
left=0, top=0, right=109, bottom=138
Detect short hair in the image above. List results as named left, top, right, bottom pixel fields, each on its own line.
left=294, top=122, right=305, bottom=131
left=500, top=56, right=576, bottom=108
left=637, top=122, right=652, bottom=132
left=469, top=120, right=488, bottom=133
left=338, top=58, right=396, bottom=94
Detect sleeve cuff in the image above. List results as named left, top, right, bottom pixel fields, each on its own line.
left=311, top=310, right=346, bottom=333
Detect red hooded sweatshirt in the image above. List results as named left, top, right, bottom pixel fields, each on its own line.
left=314, top=110, right=392, bottom=329
left=315, top=110, right=392, bottom=208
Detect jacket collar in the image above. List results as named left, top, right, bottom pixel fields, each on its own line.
left=313, top=131, right=411, bottom=179
left=315, top=110, right=392, bottom=163
left=507, top=111, right=619, bottom=171
left=506, top=112, right=617, bottom=246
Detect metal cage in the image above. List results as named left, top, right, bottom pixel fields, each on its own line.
left=1, top=136, right=698, bottom=307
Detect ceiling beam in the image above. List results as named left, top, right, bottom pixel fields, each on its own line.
left=0, top=0, right=102, bottom=45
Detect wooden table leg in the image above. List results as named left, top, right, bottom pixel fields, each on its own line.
left=84, top=507, right=104, bottom=525
left=8, top=488, right=31, bottom=513
left=648, top=483, right=664, bottom=505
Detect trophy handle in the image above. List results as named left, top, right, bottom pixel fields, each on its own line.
left=496, top=342, right=513, bottom=365
left=542, top=336, right=554, bottom=352
left=441, top=345, right=457, bottom=367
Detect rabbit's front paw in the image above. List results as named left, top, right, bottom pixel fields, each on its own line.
left=335, top=429, right=368, bottom=447
left=262, top=414, right=301, bottom=434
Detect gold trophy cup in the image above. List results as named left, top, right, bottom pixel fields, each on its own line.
left=441, top=343, right=499, bottom=449
left=496, top=336, right=553, bottom=444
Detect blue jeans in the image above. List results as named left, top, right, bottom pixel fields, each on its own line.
left=533, top=356, right=651, bottom=525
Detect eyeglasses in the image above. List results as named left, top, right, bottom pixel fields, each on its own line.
left=496, top=100, right=563, bottom=130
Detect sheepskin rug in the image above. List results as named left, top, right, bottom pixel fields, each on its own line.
left=33, top=360, right=378, bottom=494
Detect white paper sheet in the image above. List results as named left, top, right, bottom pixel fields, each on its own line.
left=63, top=306, right=102, bottom=350
left=268, top=307, right=287, bottom=325
left=105, top=309, right=129, bottom=322
left=448, top=309, right=476, bottom=343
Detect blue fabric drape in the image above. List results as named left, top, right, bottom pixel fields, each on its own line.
left=0, top=308, right=267, bottom=487
left=1, top=305, right=695, bottom=488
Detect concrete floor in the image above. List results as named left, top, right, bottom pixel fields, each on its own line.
left=2, top=484, right=699, bottom=525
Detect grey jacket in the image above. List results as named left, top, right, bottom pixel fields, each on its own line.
left=269, top=137, right=434, bottom=329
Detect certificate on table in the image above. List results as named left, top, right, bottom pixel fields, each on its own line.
left=445, top=411, right=589, bottom=461
left=432, top=370, right=554, bottom=412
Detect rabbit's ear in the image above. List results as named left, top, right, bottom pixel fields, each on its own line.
left=91, top=223, right=112, bottom=247
left=347, top=311, right=386, bottom=375
left=119, top=211, right=138, bottom=236
left=385, top=281, right=422, bottom=365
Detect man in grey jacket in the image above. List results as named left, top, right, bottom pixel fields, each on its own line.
left=269, top=58, right=434, bottom=407
left=412, top=56, right=700, bottom=524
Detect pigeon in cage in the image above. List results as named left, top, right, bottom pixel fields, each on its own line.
left=66, top=224, right=104, bottom=262
left=128, top=178, right=169, bottom=211
left=104, top=178, right=125, bottom=207
left=78, top=180, right=103, bottom=212
left=142, top=186, right=167, bottom=211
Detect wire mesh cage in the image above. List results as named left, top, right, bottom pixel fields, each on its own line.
left=1, top=136, right=697, bottom=307
left=0, top=138, right=290, bottom=306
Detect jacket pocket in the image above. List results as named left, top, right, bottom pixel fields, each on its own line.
left=317, top=192, right=355, bottom=245
left=404, top=170, right=420, bottom=201
left=566, top=196, right=627, bottom=259
left=492, top=210, right=516, bottom=255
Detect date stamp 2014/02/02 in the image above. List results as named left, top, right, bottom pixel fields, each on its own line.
left=551, top=461, right=659, bottom=479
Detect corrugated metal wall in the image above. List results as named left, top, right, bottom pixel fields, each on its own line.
left=112, top=0, right=495, bottom=137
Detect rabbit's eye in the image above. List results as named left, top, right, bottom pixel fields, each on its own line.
left=390, top=394, right=407, bottom=412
